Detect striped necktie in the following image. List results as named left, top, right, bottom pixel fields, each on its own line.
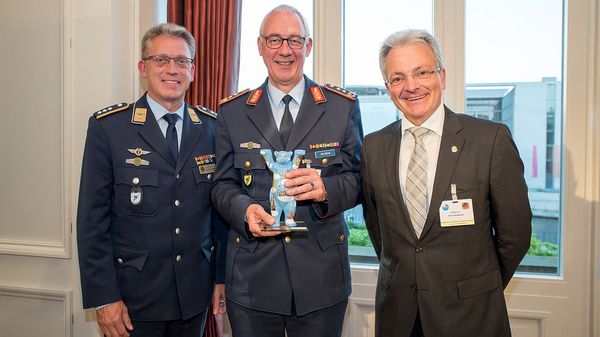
left=406, top=127, right=429, bottom=238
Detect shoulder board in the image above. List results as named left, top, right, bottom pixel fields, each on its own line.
left=323, top=84, right=357, bottom=101
left=93, top=103, right=130, bottom=119
left=195, top=105, right=217, bottom=119
left=219, top=89, right=250, bottom=106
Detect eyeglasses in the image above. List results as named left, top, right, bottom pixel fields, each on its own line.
left=385, top=67, right=441, bottom=87
left=143, top=55, right=193, bottom=68
left=261, top=35, right=307, bottom=49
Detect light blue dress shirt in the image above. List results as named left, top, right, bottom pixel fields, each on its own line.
left=267, top=78, right=305, bottom=130
left=147, top=94, right=184, bottom=149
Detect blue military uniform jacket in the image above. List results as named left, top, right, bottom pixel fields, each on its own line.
left=77, top=94, right=227, bottom=321
left=211, top=76, right=363, bottom=315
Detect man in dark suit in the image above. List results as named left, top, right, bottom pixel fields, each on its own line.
left=211, top=5, right=363, bottom=337
left=361, top=29, right=532, bottom=337
left=77, top=23, right=227, bottom=337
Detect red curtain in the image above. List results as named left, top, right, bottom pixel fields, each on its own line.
left=168, top=0, right=241, bottom=111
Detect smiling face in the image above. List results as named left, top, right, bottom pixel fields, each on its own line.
left=258, top=10, right=312, bottom=93
left=138, top=35, right=195, bottom=111
left=384, top=41, right=446, bottom=126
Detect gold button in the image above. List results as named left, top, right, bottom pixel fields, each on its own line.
left=339, top=234, right=345, bottom=242
left=117, top=258, right=123, bottom=264
left=176, top=255, right=182, bottom=262
left=244, top=161, right=251, bottom=168
left=235, top=237, right=240, bottom=244
left=321, top=158, right=329, bottom=165
left=284, top=236, right=291, bottom=244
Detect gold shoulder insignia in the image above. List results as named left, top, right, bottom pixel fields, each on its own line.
left=323, top=84, right=357, bottom=101
left=94, top=103, right=130, bottom=119
left=195, top=105, right=217, bottom=119
left=219, top=89, right=250, bottom=106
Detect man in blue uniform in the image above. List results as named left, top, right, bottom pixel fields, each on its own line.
left=77, top=23, right=227, bottom=337
left=211, top=5, right=363, bottom=337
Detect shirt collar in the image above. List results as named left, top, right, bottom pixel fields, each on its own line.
left=146, top=94, right=185, bottom=122
left=401, top=103, right=445, bottom=137
left=267, top=77, right=306, bottom=106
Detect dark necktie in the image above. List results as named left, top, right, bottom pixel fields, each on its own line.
left=163, top=113, right=179, bottom=160
left=279, top=95, right=293, bottom=147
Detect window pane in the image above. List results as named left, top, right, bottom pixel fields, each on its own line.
left=238, top=1, right=313, bottom=91
left=344, top=0, right=433, bottom=262
left=465, top=0, right=563, bottom=275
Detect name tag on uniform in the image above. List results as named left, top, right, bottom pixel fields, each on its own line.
left=439, top=184, right=475, bottom=227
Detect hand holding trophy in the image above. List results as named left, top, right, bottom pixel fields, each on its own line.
left=259, top=149, right=307, bottom=232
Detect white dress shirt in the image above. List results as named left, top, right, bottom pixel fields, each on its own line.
left=399, top=104, right=446, bottom=212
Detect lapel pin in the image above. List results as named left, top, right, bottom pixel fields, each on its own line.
left=451, top=145, right=458, bottom=153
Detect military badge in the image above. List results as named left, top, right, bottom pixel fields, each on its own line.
left=199, top=163, right=216, bottom=174
left=195, top=154, right=216, bottom=166
left=315, top=149, right=336, bottom=158
left=243, top=172, right=253, bottom=187
left=132, top=108, right=147, bottom=124
left=196, top=105, right=217, bottom=119
left=219, top=88, right=250, bottom=106
left=187, top=108, right=202, bottom=124
left=309, top=141, right=340, bottom=150
left=126, top=157, right=150, bottom=167
left=127, top=148, right=151, bottom=156
left=323, top=84, right=357, bottom=101
left=94, top=103, right=129, bottom=119
left=246, top=89, right=263, bottom=106
left=240, top=141, right=261, bottom=150
left=130, top=187, right=143, bottom=205
left=310, top=86, right=327, bottom=104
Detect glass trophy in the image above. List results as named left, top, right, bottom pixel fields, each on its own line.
left=259, top=149, right=308, bottom=232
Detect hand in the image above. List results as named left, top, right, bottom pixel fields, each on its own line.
left=96, top=300, right=133, bottom=337
left=284, top=168, right=327, bottom=202
left=212, top=284, right=226, bottom=315
left=245, top=204, right=279, bottom=237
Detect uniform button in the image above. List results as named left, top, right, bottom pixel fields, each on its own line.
left=210, top=246, right=214, bottom=252
left=176, top=255, right=182, bottom=262
left=235, top=237, right=240, bottom=244
left=321, top=158, right=329, bottom=165
left=284, top=236, right=291, bottom=244
left=411, top=284, right=417, bottom=291
left=132, top=177, right=140, bottom=185
left=339, top=234, right=345, bottom=242
left=176, top=174, right=180, bottom=180
left=415, top=247, right=424, bottom=253
left=244, top=161, right=251, bottom=168
left=175, top=227, right=181, bottom=235
left=207, top=174, right=212, bottom=180
left=117, top=258, right=123, bottom=264
left=174, top=200, right=180, bottom=207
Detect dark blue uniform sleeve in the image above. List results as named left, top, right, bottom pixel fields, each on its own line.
left=76, top=116, right=121, bottom=308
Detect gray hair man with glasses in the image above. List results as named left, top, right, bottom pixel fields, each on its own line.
left=77, top=22, right=227, bottom=337
left=212, top=4, right=363, bottom=337
left=361, top=29, right=532, bottom=337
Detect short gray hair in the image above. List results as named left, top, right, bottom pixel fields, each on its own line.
left=259, top=4, right=311, bottom=37
left=378, top=29, right=443, bottom=80
left=141, top=23, right=196, bottom=59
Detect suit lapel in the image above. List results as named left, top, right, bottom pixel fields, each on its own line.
left=246, top=80, right=285, bottom=150
left=175, top=104, right=204, bottom=174
left=286, top=78, right=326, bottom=150
left=135, top=95, right=177, bottom=167
left=421, top=107, right=465, bottom=238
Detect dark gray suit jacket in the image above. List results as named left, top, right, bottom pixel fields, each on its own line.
left=361, top=106, right=531, bottom=337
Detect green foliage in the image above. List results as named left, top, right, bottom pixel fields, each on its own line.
left=527, top=233, right=559, bottom=257
left=346, top=220, right=364, bottom=230
left=348, top=228, right=373, bottom=247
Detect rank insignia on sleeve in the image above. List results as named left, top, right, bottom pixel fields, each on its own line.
left=310, top=86, right=327, bottom=104
left=94, top=103, right=129, bottom=119
left=219, top=88, right=250, bottom=106
left=195, top=105, right=217, bottom=119
left=187, top=108, right=202, bottom=124
left=323, top=84, right=357, bottom=101
left=131, top=108, right=147, bottom=124
left=246, top=89, right=263, bottom=106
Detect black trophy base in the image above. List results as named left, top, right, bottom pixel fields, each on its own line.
left=260, top=221, right=308, bottom=232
